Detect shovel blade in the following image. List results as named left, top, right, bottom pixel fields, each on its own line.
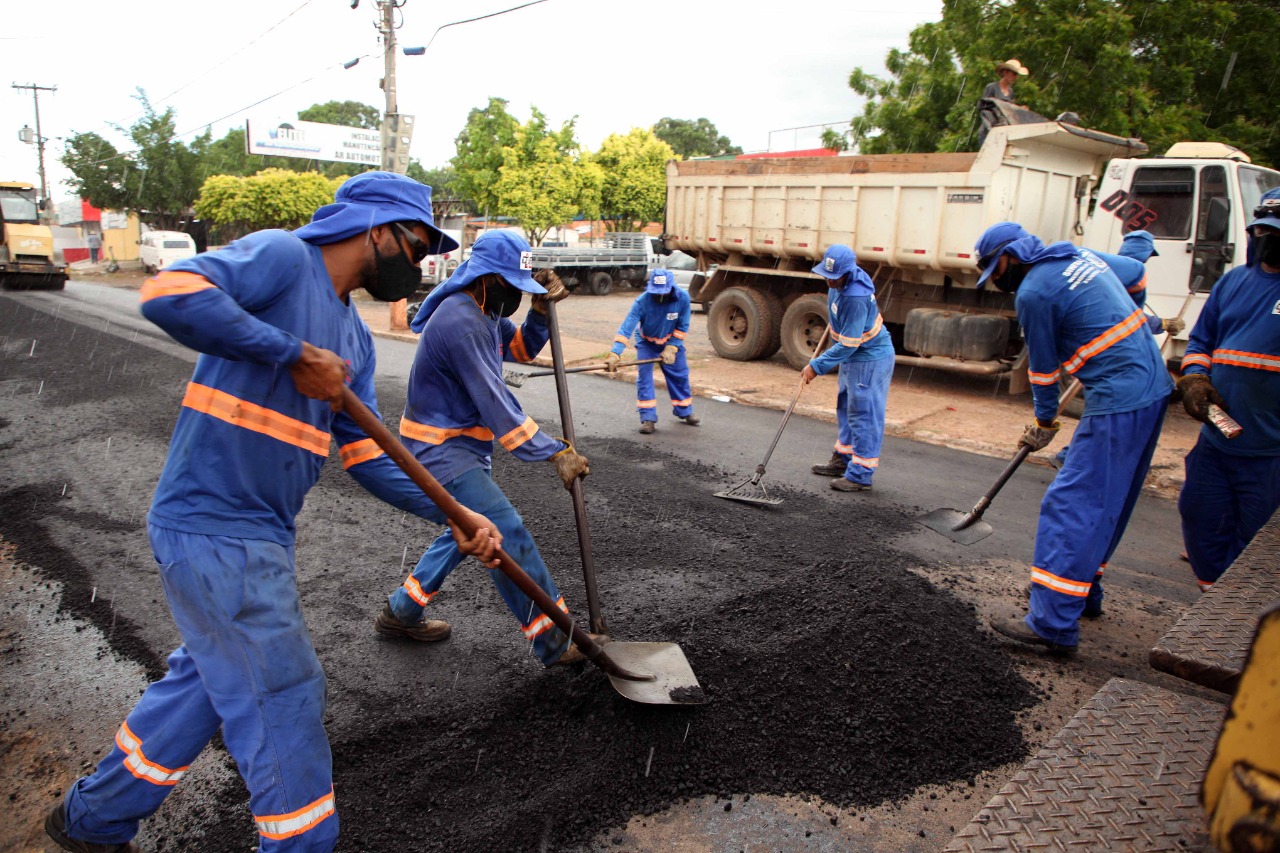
left=601, top=642, right=706, bottom=705
left=918, top=508, right=994, bottom=546
left=502, top=370, right=527, bottom=388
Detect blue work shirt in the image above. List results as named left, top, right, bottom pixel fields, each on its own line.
left=611, top=289, right=692, bottom=354
left=809, top=275, right=894, bottom=375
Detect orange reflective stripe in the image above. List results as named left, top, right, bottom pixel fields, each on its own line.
left=1197, top=578, right=1214, bottom=591
left=498, top=416, right=540, bottom=451
left=1126, top=274, right=1147, bottom=295
left=637, top=399, right=657, bottom=409
left=1181, top=353, right=1212, bottom=371
left=850, top=454, right=879, bottom=468
left=828, top=314, right=884, bottom=348
left=182, top=383, right=330, bottom=456
left=117, top=722, right=188, bottom=786
left=1028, top=368, right=1060, bottom=386
left=1030, top=566, right=1091, bottom=597
left=522, top=597, right=568, bottom=639
left=403, top=576, right=437, bottom=606
left=834, top=442, right=852, bottom=454
left=256, top=788, right=336, bottom=841
left=1212, top=349, right=1280, bottom=373
left=642, top=332, right=673, bottom=344
left=115, top=721, right=141, bottom=754
left=672, top=330, right=687, bottom=340
left=614, top=335, right=630, bottom=345
left=671, top=397, right=693, bottom=407
left=508, top=329, right=532, bottom=363
left=139, top=271, right=216, bottom=303
left=339, top=438, right=384, bottom=469
left=1063, top=309, right=1145, bottom=374
left=399, top=417, right=495, bottom=445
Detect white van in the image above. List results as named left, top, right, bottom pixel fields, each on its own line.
left=139, top=231, right=197, bottom=273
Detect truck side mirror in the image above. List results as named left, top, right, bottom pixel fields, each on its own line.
left=1204, top=197, right=1230, bottom=243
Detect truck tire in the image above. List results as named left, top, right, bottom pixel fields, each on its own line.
left=780, top=293, right=830, bottom=369
left=588, top=271, right=613, bottom=296
left=707, top=286, right=781, bottom=361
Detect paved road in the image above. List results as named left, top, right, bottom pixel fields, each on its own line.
left=0, top=282, right=1205, bottom=852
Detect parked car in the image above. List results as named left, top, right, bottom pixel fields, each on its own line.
left=660, top=249, right=714, bottom=311
left=138, top=231, right=197, bottom=273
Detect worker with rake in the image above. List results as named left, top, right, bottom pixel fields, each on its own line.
left=804, top=244, right=895, bottom=492
left=372, top=229, right=598, bottom=666
left=604, top=267, right=699, bottom=434
left=975, top=221, right=1171, bottom=656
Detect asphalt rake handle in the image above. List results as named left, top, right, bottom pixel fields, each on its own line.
left=503, top=357, right=663, bottom=388
left=338, top=386, right=652, bottom=682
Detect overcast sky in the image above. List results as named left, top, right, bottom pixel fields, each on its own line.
left=3, top=0, right=943, bottom=203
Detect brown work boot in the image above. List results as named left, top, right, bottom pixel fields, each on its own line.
left=681, top=414, right=701, bottom=426
left=639, top=422, right=656, bottom=435
left=373, top=605, right=451, bottom=642
left=830, top=477, right=872, bottom=492
left=45, top=803, right=140, bottom=853
left=811, top=452, right=848, bottom=477
left=549, top=633, right=610, bottom=666
left=991, top=616, right=1077, bottom=657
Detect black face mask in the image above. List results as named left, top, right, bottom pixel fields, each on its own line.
left=992, top=262, right=1028, bottom=293
left=1254, top=233, right=1280, bottom=268
left=365, top=232, right=421, bottom=302
left=482, top=279, right=523, bottom=318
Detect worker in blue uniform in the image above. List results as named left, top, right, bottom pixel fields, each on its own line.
left=803, top=244, right=896, bottom=492
left=976, top=221, right=1172, bottom=655
left=604, top=268, right=699, bottom=434
left=374, top=229, right=598, bottom=665
left=1176, top=189, right=1280, bottom=588
left=46, top=172, right=503, bottom=853
left=1049, top=230, right=1184, bottom=470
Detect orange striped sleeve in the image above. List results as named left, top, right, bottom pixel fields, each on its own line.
left=140, top=271, right=216, bottom=303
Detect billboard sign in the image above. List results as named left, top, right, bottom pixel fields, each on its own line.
left=245, top=118, right=381, bottom=166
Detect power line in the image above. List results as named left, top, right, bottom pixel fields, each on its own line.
left=418, top=0, right=550, bottom=53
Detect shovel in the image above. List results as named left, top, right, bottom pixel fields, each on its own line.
left=339, top=387, right=706, bottom=705
left=715, top=328, right=830, bottom=507
left=919, top=378, right=1083, bottom=544
left=503, top=358, right=662, bottom=388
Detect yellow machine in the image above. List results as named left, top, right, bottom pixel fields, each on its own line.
left=0, top=180, right=67, bottom=290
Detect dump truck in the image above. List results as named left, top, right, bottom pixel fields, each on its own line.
left=0, top=180, right=67, bottom=291
left=529, top=232, right=661, bottom=295
left=666, top=115, right=1280, bottom=391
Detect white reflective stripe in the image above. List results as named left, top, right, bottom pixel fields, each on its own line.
left=849, top=455, right=880, bottom=468
left=1028, top=369, right=1060, bottom=386
left=256, top=790, right=336, bottom=840
left=115, top=722, right=140, bottom=753
left=1030, top=567, right=1091, bottom=597
left=522, top=597, right=567, bottom=639
left=403, top=576, right=436, bottom=606
left=828, top=314, right=884, bottom=348
left=124, top=747, right=187, bottom=786
left=834, top=443, right=852, bottom=454
left=1181, top=353, right=1212, bottom=370
left=1212, top=349, right=1280, bottom=372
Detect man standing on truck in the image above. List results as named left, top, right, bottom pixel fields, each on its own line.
left=603, top=268, right=699, bottom=434
left=803, top=244, right=895, bottom=492
left=975, top=221, right=1171, bottom=655
left=1176, top=188, right=1280, bottom=589
left=45, top=171, right=503, bottom=853
left=374, top=230, right=600, bottom=665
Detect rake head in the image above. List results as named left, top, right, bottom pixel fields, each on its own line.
left=714, top=476, right=784, bottom=507
left=502, top=369, right=528, bottom=388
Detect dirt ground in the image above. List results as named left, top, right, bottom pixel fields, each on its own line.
left=0, top=271, right=1215, bottom=852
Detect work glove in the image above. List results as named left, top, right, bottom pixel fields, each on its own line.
left=551, top=440, right=590, bottom=490
left=661, top=344, right=679, bottom=365
left=1177, top=373, right=1226, bottom=423
left=1018, top=419, right=1061, bottom=452
left=603, top=352, right=622, bottom=373
left=1160, top=317, right=1186, bottom=336
left=530, top=270, right=569, bottom=315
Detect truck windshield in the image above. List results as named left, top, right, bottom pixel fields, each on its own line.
left=0, top=190, right=39, bottom=224
left=1128, top=166, right=1194, bottom=239
left=1239, top=166, right=1280, bottom=219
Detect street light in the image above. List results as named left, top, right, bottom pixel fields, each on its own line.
left=402, top=46, right=425, bottom=56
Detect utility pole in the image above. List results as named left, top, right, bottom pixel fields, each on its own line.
left=375, top=0, right=415, bottom=175
left=13, top=82, right=57, bottom=223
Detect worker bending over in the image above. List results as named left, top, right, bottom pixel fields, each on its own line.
left=46, top=172, right=501, bottom=853
left=373, top=230, right=597, bottom=665
left=604, top=268, right=699, bottom=434
left=804, top=244, right=895, bottom=492
left=1177, top=188, right=1280, bottom=588
left=975, top=221, right=1171, bottom=656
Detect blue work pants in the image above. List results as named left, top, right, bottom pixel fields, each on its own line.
left=1179, top=440, right=1280, bottom=587
left=834, top=357, right=893, bottom=485
left=1027, top=398, right=1167, bottom=646
left=388, top=467, right=571, bottom=665
left=634, top=340, right=692, bottom=422
left=64, top=525, right=337, bottom=851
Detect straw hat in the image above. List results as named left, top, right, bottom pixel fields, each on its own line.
left=996, top=59, right=1030, bottom=76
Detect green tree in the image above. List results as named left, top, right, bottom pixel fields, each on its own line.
left=841, top=0, right=1279, bottom=167
left=298, top=100, right=380, bottom=130
left=493, top=120, right=602, bottom=246
left=590, top=129, right=673, bottom=231
left=60, top=90, right=210, bottom=230
left=452, top=98, right=521, bottom=216
left=194, top=169, right=345, bottom=235
left=652, top=117, right=742, bottom=159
